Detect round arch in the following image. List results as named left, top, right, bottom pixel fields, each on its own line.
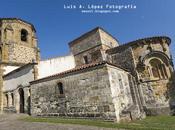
left=141, top=51, right=170, bottom=66
left=141, top=51, right=170, bottom=79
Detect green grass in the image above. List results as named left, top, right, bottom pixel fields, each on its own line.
left=20, top=116, right=175, bottom=130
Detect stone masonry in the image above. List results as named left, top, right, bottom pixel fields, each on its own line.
left=0, top=18, right=40, bottom=112
left=0, top=18, right=174, bottom=123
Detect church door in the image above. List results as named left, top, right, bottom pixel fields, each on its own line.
left=19, top=88, right=25, bottom=113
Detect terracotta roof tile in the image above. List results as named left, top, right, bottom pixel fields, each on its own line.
left=30, top=61, right=129, bottom=85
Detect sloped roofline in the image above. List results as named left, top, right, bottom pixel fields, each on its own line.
left=68, top=27, right=119, bottom=47
left=30, top=61, right=129, bottom=85
left=107, top=36, right=171, bottom=54
left=3, top=63, right=37, bottom=78
left=124, top=36, right=171, bottom=46
left=0, top=18, right=36, bottom=32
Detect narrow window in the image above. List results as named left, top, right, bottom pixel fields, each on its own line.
left=83, top=55, right=89, bottom=64
left=58, top=82, right=64, bottom=94
left=149, top=59, right=168, bottom=79
left=161, top=64, right=168, bottom=78
left=152, top=66, right=160, bottom=78
left=21, top=29, right=28, bottom=42
left=11, top=93, right=14, bottom=106
left=6, top=94, right=8, bottom=107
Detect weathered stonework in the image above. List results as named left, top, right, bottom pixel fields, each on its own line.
left=8, top=44, right=37, bottom=64
left=3, top=63, right=36, bottom=114
left=69, top=27, right=118, bottom=66
left=0, top=64, right=4, bottom=113
left=1, top=18, right=174, bottom=123
left=107, top=47, right=137, bottom=76
left=0, top=18, right=40, bottom=113
left=30, top=63, right=140, bottom=122
left=107, top=36, right=174, bottom=115
left=31, top=64, right=115, bottom=119
left=0, top=18, right=39, bottom=64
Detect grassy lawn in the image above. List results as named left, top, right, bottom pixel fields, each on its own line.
left=21, top=116, right=175, bottom=130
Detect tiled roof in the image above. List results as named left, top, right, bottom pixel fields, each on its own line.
left=0, top=18, right=36, bottom=32
left=30, top=61, right=129, bottom=85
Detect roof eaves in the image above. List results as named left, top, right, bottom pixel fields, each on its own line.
left=3, top=63, right=37, bottom=78
left=0, top=18, right=36, bottom=32
left=30, top=61, right=107, bottom=85
left=30, top=61, right=130, bottom=85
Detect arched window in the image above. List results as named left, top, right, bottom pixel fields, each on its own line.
left=149, top=59, right=167, bottom=79
left=21, top=29, right=28, bottom=42
left=57, top=82, right=64, bottom=95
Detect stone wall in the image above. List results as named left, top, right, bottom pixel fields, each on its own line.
left=3, top=86, right=30, bottom=114
left=8, top=43, right=37, bottom=64
left=31, top=65, right=116, bottom=119
left=69, top=28, right=119, bottom=66
left=30, top=63, right=141, bottom=122
left=107, top=65, right=142, bottom=121
left=0, top=18, right=39, bottom=64
left=130, top=38, right=174, bottom=115
left=132, top=39, right=171, bottom=63
left=0, top=65, right=4, bottom=113
left=106, top=37, right=174, bottom=116
left=0, top=18, right=39, bottom=113
left=70, top=29, right=103, bottom=66
left=0, top=19, right=37, bottom=48
left=141, top=80, right=170, bottom=107
left=98, top=29, right=118, bottom=48
left=3, top=64, right=35, bottom=113
left=70, top=30, right=101, bottom=56
left=73, top=46, right=104, bottom=66
left=108, top=47, right=137, bottom=76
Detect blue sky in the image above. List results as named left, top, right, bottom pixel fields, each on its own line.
left=0, top=0, right=175, bottom=64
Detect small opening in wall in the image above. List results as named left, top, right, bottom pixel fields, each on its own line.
left=5, top=94, right=8, bottom=107
left=21, top=29, right=28, bottom=42
left=83, top=55, right=89, bottom=64
left=149, top=59, right=168, bottom=79
left=58, top=82, right=64, bottom=95
left=11, top=93, right=14, bottom=106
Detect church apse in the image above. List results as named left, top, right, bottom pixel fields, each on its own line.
left=131, top=37, right=174, bottom=115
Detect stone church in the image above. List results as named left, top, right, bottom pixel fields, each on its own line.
left=0, top=18, right=174, bottom=122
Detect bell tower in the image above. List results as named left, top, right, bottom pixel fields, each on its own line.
left=0, top=18, right=40, bottom=112
left=0, top=18, right=40, bottom=64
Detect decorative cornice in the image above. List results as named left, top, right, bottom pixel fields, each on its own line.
left=107, top=36, right=171, bottom=54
